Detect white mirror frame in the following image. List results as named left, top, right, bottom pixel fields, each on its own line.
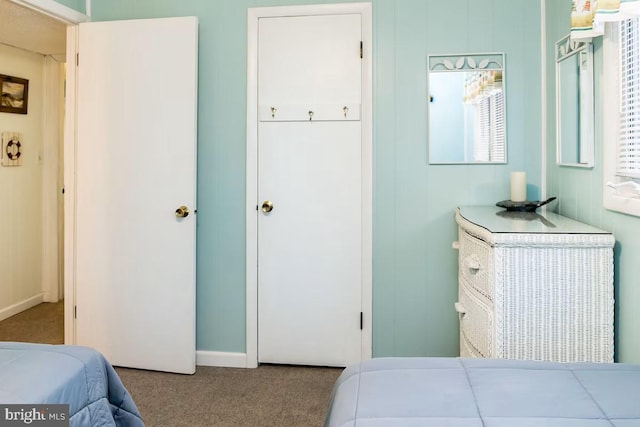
left=555, top=34, right=595, bottom=168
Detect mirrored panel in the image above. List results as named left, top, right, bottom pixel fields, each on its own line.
left=555, top=35, right=594, bottom=168
left=427, top=53, right=506, bottom=164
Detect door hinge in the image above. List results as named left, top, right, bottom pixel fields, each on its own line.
left=360, top=312, right=363, bottom=330
left=360, top=41, right=363, bottom=59
left=74, top=305, right=77, bottom=319
left=76, top=53, right=79, bottom=66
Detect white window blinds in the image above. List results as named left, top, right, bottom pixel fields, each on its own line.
left=473, top=97, right=491, bottom=162
left=472, top=91, right=504, bottom=162
left=618, top=18, right=640, bottom=178
left=490, top=91, right=506, bottom=161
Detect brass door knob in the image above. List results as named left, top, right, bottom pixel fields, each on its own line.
left=261, top=200, right=274, bottom=213
left=175, top=206, right=190, bottom=218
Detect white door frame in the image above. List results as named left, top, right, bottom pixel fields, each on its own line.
left=41, top=56, right=63, bottom=303
left=63, top=25, right=79, bottom=344
left=246, top=2, right=373, bottom=369
left=8, top=0, right=89, bottom=24
left=6, top=1, right=88, bottom=341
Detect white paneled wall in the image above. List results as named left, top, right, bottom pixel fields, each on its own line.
left=0, top=43, right=45, bottom=320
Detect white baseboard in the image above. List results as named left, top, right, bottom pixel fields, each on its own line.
left=0, top=294, right=44, bottom=322
left=196, top=351, right=250, bottom=368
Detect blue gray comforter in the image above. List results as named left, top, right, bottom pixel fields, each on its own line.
left=325, top=357, right=640, bottom=426
left=0, top=342, right=143, bottom=426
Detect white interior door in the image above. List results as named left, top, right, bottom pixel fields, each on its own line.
left=72, top=17, right=198, bottom=374
left=257, top=13, right=363, bottom=367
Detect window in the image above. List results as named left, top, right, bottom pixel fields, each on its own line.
left=490, top=91, right=506, bottom=161
left=466, top=71, right=505, bottom=162
left=603, top=19, right=640, bottom=216
left=618, top=20, right=640, bottom=179
left=473, top=96, right=491, bottom=161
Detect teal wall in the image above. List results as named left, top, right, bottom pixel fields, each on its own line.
left=54, top=0, right=86, bottom=14
left=90, top=0, right=542, bottom=358
left=428, top=72, right=465, bottom=163
left=546, top=0, right=640, bottom=363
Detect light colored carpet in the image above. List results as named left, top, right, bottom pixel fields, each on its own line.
left=0, top=301, right=64, bottom=344
left=0, top=302, right=342, bottom=426
left=116, top=364, right=341, bottom=426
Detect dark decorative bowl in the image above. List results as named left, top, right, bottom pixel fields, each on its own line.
left=496, top=197, right=557, bottom=212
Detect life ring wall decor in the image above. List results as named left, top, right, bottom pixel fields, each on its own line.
left=6, top=138, right=21, bottom=160
left=1, top=132, right=23, bottom=166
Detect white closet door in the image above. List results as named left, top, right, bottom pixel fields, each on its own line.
left=257, top=13, right=363, bottom=367
left=73, top=17, right=198, bottom=374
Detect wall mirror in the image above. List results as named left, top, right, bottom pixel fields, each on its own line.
left=555, top=35, right=594, bottom=168
left=427, top=53, right=506, bottom=164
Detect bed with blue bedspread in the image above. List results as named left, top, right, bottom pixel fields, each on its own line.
left=0, top=342, right=143, bottom=426
left=324, top=357, right=640, bottom=427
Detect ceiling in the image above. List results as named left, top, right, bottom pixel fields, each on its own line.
left=0, top=0, right=66, bottom=57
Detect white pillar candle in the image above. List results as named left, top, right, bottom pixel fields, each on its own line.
left=510, top=172, right=527, bottom=202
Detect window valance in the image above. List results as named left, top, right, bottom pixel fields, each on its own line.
left=571, top=0, right=640, bottom=39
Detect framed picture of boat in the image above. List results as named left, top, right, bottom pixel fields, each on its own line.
left=0, top=74, right=29, bottom=114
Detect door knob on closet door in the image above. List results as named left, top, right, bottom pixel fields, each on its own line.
left=175, top=206, right=190, bottom=218
left=261, top=200, right=274, bottom=213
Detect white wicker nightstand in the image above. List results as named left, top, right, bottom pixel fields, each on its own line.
left=455, top=206, right=615, bottom=363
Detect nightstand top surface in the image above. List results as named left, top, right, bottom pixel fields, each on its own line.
left=457, top=206, right=612, bottom=234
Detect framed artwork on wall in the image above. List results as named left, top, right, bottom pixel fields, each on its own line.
left=0, top=74, right=29, bottom=114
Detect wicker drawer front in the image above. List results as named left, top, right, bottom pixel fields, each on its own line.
left=457, top=284, right=493, bottom=358
left=458, top=228, right=493, bottom=301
